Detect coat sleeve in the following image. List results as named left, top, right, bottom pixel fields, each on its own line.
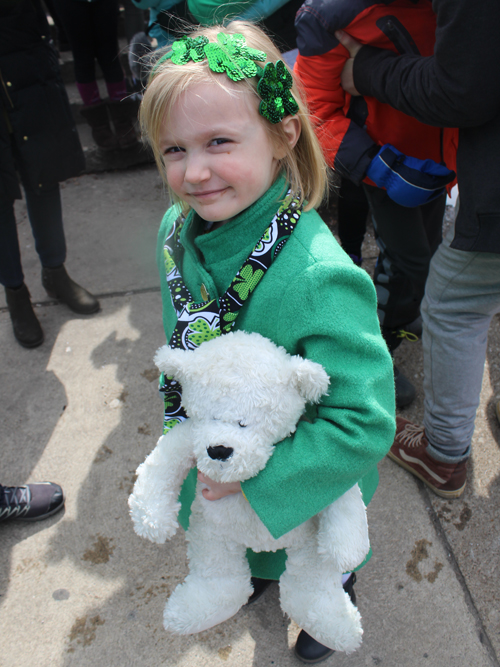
left=294, top=45, right=377, bottom=184
left=241, top=259, right=396, bottom=539
left=353, top=0, right=500, bottom=128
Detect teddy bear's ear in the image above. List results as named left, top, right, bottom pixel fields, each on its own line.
left=290, top=357, right=330, bottom=403
left=153, top=345, right=187, bottom=379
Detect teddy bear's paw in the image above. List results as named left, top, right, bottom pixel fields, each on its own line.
left=128, top=495, right=180, bottom=544
left=163, top=575, right=252, bottom=634
left=132, top=517, right=177, bottom=544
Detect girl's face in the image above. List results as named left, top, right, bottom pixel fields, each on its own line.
left=159, top=81, right=285, bottom=224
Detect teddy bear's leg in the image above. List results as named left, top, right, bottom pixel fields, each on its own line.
left=279, top=540, right=363, bottom=654
left=317, top=484, right=370, bottom=572
left=163, top=517, right=253, bottom=634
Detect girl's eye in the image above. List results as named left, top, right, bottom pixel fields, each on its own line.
left=211, top=138, right=230, bottom=147
left=163, top=146, right=184, bottom=155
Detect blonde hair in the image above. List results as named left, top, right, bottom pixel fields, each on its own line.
left=140, top=21, right=328, bottom=212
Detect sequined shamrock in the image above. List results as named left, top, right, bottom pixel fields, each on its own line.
left=204, top=33, right=266, bottom=81
left=170, top=36, right=209, bottom=65
left=257, top=60, right=299, bottom=124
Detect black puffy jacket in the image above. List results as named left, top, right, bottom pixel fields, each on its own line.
left=0, top=0, right=84, bottom=200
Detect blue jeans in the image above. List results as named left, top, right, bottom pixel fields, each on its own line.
left=0, top=183, right=66, bottom=288
left=422, top=210, right=500, bottom=460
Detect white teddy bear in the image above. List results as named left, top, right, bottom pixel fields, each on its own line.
left=129, top=330, right=370, bottom=653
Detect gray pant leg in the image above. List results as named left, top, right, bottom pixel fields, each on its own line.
left=422, top=218, right=500, bottom=459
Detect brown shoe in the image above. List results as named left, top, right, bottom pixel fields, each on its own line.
left=388, top=417, right=467, bottom=498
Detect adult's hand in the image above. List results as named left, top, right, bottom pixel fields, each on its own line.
left=198, top=470, right=242, bottom=501
left=335, top=30, right=363, bottom=96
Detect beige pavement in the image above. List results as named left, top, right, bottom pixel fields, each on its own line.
left=0, top=167, right=499, bottom=667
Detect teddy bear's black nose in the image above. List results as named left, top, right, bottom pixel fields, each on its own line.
left=207, top=445, right=234, bottom=461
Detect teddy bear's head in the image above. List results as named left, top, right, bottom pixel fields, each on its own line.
left=154, top=331, right=329, bottom=483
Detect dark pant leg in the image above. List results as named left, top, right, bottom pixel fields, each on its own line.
left=51, top=0, right=97, bottom=82
left=338, top=178, right=369, bottom=259
left=121, top=0, right=147, bottom=43
left=24, top=183, right=66, bottom=270
left=90, top=0, right=124, bottom=83
left=0, top=196, right=24, bottom=288
left=363, top=184, right=445, bottom=340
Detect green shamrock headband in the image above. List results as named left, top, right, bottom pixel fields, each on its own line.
left=152, top=33, right=299, bottom=124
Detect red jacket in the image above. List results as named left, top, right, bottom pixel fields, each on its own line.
left=294, top=0, right=458, bottom=187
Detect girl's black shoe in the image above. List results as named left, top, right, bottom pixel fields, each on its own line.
left=294, top=573, right=357, bottom=664
left=246, top=577, right=273, bottom=604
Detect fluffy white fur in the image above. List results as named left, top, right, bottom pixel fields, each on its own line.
left=129, top=330, right=370, bottom=653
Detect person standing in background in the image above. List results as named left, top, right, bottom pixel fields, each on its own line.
left=294, top=0, right=458, bottom=409
left=1, top=0, right=99, bottom=348
left=336, top=0, right=500, bottom=498
left=51, top=0, right=139, bottom=151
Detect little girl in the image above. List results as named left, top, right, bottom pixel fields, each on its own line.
left=140, top=22, right=395, bottom=663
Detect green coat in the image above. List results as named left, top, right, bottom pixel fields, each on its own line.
left=156, top=176, right=396, bottom=579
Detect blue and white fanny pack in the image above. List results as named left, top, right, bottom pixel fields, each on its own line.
left=366, top=144, right=455, bottom=208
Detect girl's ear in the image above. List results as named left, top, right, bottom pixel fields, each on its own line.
left=273, top=114, right=301, bottom=160
left=281, top=115, right=301, bottom=150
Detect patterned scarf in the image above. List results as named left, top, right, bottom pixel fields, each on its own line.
left=160, top=192, right=302, bottom=433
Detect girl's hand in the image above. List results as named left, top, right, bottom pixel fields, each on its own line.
left=198, top=471, right=242, bottom=501
left=335, top=30, right=363, bottom=97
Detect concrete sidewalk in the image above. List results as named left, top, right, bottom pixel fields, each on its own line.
left=1, top=167, right=499, bottom=667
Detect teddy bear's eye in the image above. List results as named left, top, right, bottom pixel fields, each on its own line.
left=238, top=421, right=247, bottom=428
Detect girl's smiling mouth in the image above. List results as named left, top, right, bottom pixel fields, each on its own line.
left=189, top=188, right=228, bottom=199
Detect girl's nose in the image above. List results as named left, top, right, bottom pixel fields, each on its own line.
left=184, top=154, right=210, bottom=184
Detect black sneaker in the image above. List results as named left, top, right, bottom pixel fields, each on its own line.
left=294, top=573, right=357, bottom=664
left=394, top=366, right=416, bottom=409
left=0, top=483, right=65, bottom=522
left=403, top=315, right=423, bottom=339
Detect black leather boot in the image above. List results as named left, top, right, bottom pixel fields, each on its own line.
left=107, top=99, right=140, bottom=150
left=294, top=573, right=357, bottom=664
left=5, top=284, right=44, bottom=348
left=80, top=103, right=118, bottom=152
left=42, top=265, right=99, bottom=315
